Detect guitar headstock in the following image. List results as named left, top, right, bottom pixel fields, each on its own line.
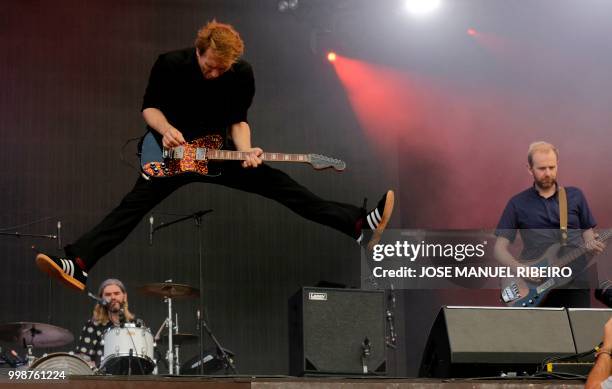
left=308, top=154, right=346, bottom=171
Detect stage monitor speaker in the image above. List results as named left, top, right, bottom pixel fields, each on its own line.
left=567, top=308, right=612, bottom=358
left=288, top=287, right=386, bottom=376
left=419, top=306, right=577, bottom=378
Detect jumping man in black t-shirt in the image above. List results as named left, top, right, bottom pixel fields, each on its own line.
left=35, top=21, right=394, bottom=291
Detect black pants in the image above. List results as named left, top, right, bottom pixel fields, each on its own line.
left=65, top=163, right=363, bottom=270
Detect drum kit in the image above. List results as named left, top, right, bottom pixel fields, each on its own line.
left=0, top=281, right=233, bottom=376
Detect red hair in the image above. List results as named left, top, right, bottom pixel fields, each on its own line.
left=195, top=20, right=244, bottom=67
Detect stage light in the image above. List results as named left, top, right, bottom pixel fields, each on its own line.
left=404, top=0, right=441, bottom=15
left=467, top=28, right=477, bottom=36
left=327, top=52, right=337, bottom=62
left=278, top=1, right=289, bottom=12
left=278, top=0, right=298, bottom=13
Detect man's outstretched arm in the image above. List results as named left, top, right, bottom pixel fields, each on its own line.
left=231, top=121, right=262, bottom=168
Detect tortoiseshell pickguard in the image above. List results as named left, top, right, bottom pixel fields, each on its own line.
left=142, top=135, right=224, bottom=177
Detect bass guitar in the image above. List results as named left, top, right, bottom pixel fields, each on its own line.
left=500, top=230, right=611, bottom=307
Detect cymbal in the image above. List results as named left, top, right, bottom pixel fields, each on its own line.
left=0, top=322, right=74, bottom=348
left=161, top=333, right=198, bottom=345
left=137, top=282, right=199, bottom=299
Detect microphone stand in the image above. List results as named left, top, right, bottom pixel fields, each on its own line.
left=151, top=210, right=225, bottom=375
left=386, top=284, right=398, bottom=349
left=0, top=232, right=57, bottom=238
left=1, top=220, right=62, bottom=326
left=201, top=315, right=237, bottom=374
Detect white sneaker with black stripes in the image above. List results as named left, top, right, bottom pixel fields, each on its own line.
left=35, top=253, right=88, bottom=291
left=357, top=190, right=395, bottom=251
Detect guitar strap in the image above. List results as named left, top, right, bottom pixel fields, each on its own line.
left=558, top=186, right=568, bottom=246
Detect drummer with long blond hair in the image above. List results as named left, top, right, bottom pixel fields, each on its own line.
left=75, top=278, right=137, bottom=366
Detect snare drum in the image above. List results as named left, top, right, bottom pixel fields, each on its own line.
left=30, top=352, right=94, bottom=376
left=100, top=324, right=155, bottom=375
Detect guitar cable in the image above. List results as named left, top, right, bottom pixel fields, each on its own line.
left=119, top=136, right=144, bottom=175
left=537, top=343, right=600, bottom=376
left=449, top=371, right=587, bottom=381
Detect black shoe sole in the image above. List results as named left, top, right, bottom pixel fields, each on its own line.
left=35, top=253, right=85, bottom=291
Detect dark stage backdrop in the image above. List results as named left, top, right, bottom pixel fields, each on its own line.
left=0, top=0, right=399, bottom=376
left=1, top=0, right=611, bottom=377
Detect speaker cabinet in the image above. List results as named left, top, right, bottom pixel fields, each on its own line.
left=419, top=306, right=577, bottom=378
left=289, top=287, right=386, bottom=376
left=567, top=308, right=612, bottom=358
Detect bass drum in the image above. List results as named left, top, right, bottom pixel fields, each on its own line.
left=30, top=352, right=94, bottom=375
left=100, top=325, right=155, bottom=375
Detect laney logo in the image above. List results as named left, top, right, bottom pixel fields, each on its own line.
left=308, top=292, right=327, bottom=301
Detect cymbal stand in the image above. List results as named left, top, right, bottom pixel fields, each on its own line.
left=23, top=328, right=39, bottom=367
left=163, top=279, right=175, bottom=375
left=173, top=313, right=180, bottom=375
left=24, top=344, right=35, bottom=367
left=152, top=318, right=169, bottom=375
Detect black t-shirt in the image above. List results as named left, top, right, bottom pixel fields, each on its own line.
left=141, top=47, right=255, bottom=141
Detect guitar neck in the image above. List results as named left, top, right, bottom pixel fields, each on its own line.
left=206, top=150, right=311, bottom=163
left=557, top=229, right=612, bottom=267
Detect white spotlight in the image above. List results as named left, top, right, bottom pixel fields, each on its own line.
left=287, top=0, right=298, bottom=10
left=404, top=0, right=441, bottom=16
left=278, top=0, right=298, bottom=13
left=278, top=1, right=289, bottom=12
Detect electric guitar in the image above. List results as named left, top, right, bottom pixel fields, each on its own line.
left=139, top=130, right=346, bottom=178
left=500, top=230, right=611, bottom=307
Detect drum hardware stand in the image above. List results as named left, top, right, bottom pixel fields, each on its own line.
left=150, top=280, right=182, bottom=375
left=173, top=313, right=181, bottom=375
left=163, top=279, right=176, bottom=374
left=150, top=209, right=216, bottom=375
left=22, top=330, right=39, bottom=367
left=152, top=319, right=167, bottom=375
left=23, top=343, right=35, bottom=367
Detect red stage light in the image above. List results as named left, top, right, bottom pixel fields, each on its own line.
left=467, top=28, right=477, bottom=36
left=327, top=52, right=337, bottom=62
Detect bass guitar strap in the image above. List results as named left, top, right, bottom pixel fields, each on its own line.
left=558, top=186, right=568, bottom=246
